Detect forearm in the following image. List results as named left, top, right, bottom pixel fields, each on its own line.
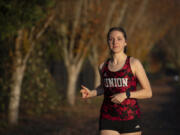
left=130, top=88, right=152, bottom=99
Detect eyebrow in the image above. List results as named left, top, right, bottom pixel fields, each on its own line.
left=109, top=36, right=123, bottom=39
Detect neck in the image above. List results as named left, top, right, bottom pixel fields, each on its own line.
left=111, top=52, right=127, bottom=64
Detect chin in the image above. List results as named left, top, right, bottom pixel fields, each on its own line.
left=111, top=49, right=123, bottom=54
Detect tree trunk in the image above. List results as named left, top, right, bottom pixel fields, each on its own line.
left=7, top=13, right=54, bottom=124
left=66, top=65, right=80, bottom=106
left=8, top=29, right=25, bottom=124
left=88, top=45, right=101, bottom=88
left=8, top=64, right=25, bottom=124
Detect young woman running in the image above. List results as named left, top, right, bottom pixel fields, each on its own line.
left=80, top=27, right=152, bottom=135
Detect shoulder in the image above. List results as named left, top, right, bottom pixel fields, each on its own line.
left=98, top=59, right=109, bottom=71
left=98, top=62, right=105, bottom=75
left=99, top=62, right=106, bottom=71
left=99, top=62, right=104, bottom=70
left=129, top=57, right=144, bottom=74
left=130, top=57, right=142, bottom=67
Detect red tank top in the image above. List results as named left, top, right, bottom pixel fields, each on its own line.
left=100, top=56, right=141, bottom=121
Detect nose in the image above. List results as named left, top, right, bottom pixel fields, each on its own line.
left=112, top=39, right=117, bottom=45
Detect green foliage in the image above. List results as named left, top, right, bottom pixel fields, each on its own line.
left=0, top=0, right=56, bottom=117
left=0, top=39, right=13, bottom=113
left=20, top=44, right=61, bottom=116
left=0, top=0, right=54, bottom=39
left=41, top=30, right=63, bottom=61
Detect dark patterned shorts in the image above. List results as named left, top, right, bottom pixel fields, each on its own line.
left=99, top=118, right=142, bottom=133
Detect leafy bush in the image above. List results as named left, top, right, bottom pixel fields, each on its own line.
left=20, top=45, right=61, bottom=116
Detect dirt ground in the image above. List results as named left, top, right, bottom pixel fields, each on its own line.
left=139, top=77, right=180, bottom=135
left=1, top=76, right=180, bottom=135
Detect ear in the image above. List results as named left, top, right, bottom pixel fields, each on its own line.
left=124, top=41, right=127, bottom=46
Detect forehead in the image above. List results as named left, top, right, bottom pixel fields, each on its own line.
left=109, top=30, right=124, bottom=37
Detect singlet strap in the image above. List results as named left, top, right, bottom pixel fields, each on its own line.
left=126, top=56, right=131, bottom=65
left=101, top=58, right=110, bottom=73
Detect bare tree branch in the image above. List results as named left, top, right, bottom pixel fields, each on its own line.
left=112, top=1, right=128, bottom=26
left=69, top=0, right=84, bottom=59
left=15, top=29, right=24, bottom=65
left=128, top=0, right=149, bottom=37
left=22, top=12, right=55, bottom=65
left=35, top=12, right=55, bottom=40
left=104, top=0, right=118, bottom=33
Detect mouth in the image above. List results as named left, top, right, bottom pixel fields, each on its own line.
left=113, top=46, right=119, bottom=48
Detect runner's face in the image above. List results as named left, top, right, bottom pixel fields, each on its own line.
left=108, top=31, right=127, bottom=53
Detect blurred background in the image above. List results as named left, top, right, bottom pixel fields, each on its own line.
left=0, top=0, right=180, bottom=135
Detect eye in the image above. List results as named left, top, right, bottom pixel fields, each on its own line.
left=109, top=38, right=113, bottom=42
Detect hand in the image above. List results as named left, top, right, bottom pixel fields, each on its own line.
left=80, top=85, right=92, bottom=99
left=110, top=93, right=126, bottom=104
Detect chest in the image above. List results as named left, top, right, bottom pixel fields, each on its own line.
left=108, top=61, right=126, bottom=72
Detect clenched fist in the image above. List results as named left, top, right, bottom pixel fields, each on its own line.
left=80, top=85, right=92, bottom=98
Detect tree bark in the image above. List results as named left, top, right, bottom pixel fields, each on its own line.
left=88, top=1, right=119, bottom=88
left=112, top=1, right=128, bottom=26
left=57, top=0, right=87, bottom=105
left=88, top=46, right=101, bottom=88
left=8, top=13, right=54, bottom=124
left=66, top=56, right=84, bottom=105
left=128, top=0, right=149, bottom=38
left=8, top=29, right=25, bottom=125
left=8, top=65, right=26, bottom=124
left=66, top=65, right=79, bottom=106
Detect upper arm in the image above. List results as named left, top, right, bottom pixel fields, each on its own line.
left=98, top=62, right=105, bottom=86
left=131, top=57, right=151, bottom=90
left=98, top=62, right=105, bottom=74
